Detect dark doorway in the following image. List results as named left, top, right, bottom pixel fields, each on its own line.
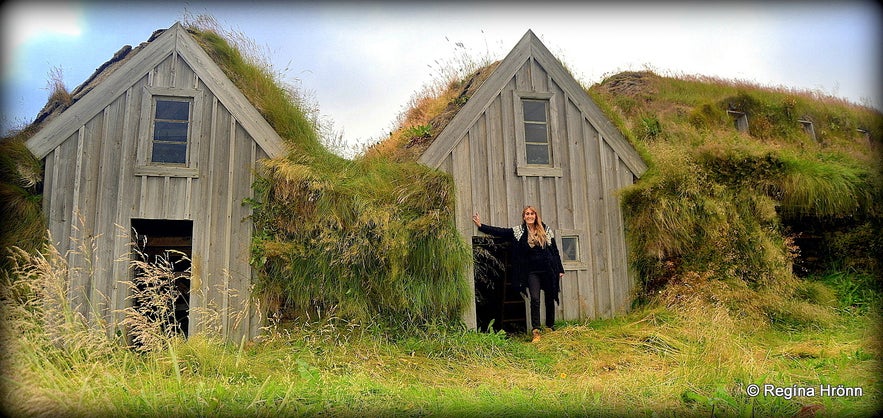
left=473, top=236, right=526, bottom=333
left=130, top=218, right=193, bottom=337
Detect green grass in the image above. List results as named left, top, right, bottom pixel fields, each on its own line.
left=3, top=288, right=879, bottom=417
left=2, top=242, right=879, bottom=417
left=598, top=71, right=882, bottom=294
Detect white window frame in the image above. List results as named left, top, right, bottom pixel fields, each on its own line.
left=513, top=91, right=562, bottom=177
left=136, top=86, right=202, bottom=177
left=557, top=229, right=587, bottom=271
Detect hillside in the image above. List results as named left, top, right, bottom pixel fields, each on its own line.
left=590, top=71, right=881, bottom=295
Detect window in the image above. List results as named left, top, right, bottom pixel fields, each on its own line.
left=136, top=87, right=201, bottom=177
left=556, top=229, right=586, bottom=270
left=151, top=98, right=191, bottom=164
left=728, top=109, right=749, bottom=133
left=513, top=91, right=562, bottom=177
left=798, top=118, right=816, bottom=142
left=560, top=236, right=580, bottom=262
left=857, top=128, right=870, bottom=144
left=522, top=99, right=551, bottom=165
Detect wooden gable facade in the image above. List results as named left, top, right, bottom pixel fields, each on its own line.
left=25, top=23, right=286, bottom=342
left=420, top=30, right=648, bottom=330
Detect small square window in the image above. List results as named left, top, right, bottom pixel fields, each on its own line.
left=728, top=110, right=749, bottom=133
left=798, top=119, right=816, bottom=142
left=560, top=236, right=579, bottom=262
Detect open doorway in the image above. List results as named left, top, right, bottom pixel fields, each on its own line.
left=130, top=218, right=193, bottom=337
left=473, top=236, right=526, bottom=333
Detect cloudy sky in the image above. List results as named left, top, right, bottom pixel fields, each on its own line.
left=2, top=1, right=880, bottom=154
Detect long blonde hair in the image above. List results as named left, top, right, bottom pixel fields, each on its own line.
left=522, top=206, right=548, bottom=247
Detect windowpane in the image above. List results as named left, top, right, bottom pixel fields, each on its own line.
left=526, top=144, right=550, bottom=165
left=522, top=100, right=547, bottom=122
left=152, top=142, right=187, bottom=164
left=154, top=121, right=188, bottom=142
left=524, top=123, right=548, bottom=143
left=561, top=236, right=579, bottom=262
left=155, top=100, right=190, bottom=121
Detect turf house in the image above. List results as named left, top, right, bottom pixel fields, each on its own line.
left=388, top=30, right=648, bottom=331
left=23, top=23, right=286, bottom=342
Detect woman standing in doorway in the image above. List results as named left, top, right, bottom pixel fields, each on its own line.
left=472, top=206, right=565, bottom=342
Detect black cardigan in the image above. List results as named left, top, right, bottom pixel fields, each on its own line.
left=477, top=222, right=566, bottom=303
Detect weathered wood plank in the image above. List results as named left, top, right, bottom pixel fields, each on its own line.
left=45, top=148, right=63, bottom=250
left=530, top=57, right=549, bottom=93
left=90, top=105, right=115, bottom=323
left=603, top=147, right=625, bottom=315
left=189, top=96, right=221, bottom=336
left=486, top=99, right=506, bottom=224
left=500, top=78, right=521, bottom=223
left=583, top=119, right=609, bottom=318
left=110, top=86, right=138, bottom=330
left=598, top=139, right=617, bottom=318
left=227, top=121, right=253, bottom=340
left=567, top=98, right=595, bottom=318
left=617, top=160, right=636, bottom=314
left=451, top=133, right=476, bottom=328
left=547, top=81, right=564, bottom=221
left=67, top=126, right=88, bottom=318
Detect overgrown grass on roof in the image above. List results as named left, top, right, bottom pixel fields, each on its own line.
left=365, top=42, right=499, bottom=163
left=592, top=71, right=882, bottom=299
left=0, top=136, right=45, bottom=277
left=185, top=17, right=471, bottom=328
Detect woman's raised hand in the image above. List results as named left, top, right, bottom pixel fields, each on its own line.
left=472, top=212, right=482, bottom=227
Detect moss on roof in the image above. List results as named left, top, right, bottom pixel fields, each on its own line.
left=590, top=70, right=883, bottom=294
left=184, top=19, right=472, bottom=327
left=363, top=61, right=500, bottom=163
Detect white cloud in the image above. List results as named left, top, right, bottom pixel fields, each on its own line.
left=1, top=1, right=84, bottom=80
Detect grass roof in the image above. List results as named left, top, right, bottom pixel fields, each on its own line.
left=184, top=17, right=472, bottom=327
left=364, top=59, right=500, bottom=163
left=589, top=71, right=882, bottom=298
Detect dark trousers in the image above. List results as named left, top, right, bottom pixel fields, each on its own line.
left=527, top=271, right=555, bottom=330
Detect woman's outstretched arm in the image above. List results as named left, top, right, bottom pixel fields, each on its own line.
left=472, top=212, right=515, bottom=239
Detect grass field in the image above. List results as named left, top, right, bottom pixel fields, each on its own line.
left=2, top=249, right=879, bottom=417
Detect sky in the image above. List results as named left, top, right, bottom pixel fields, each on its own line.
left=2, top=1, right=880, bottom=156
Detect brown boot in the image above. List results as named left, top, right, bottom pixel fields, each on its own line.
left=531, top=328, right=541, bottom=343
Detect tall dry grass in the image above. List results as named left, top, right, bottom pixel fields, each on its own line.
left=2, top=238, right=878, bottom=416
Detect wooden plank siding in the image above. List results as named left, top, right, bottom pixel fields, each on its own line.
left=28, top=24, right=284, bottom=342
left=423, top=31, right=646, bottom=328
